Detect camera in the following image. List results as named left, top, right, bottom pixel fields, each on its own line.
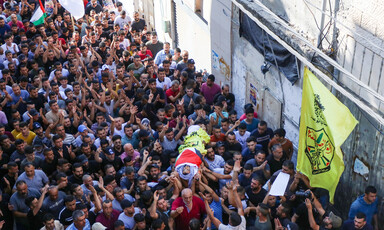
left=295, top=190, right=312, bottom=199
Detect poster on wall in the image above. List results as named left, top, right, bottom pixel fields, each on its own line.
left=45, top=0, right=55, bottom=16
left=212, top=50, right=219, bottom=71
left=250, top=83, right=258, bottom=107
left=103, top=0, right=115, bottom=11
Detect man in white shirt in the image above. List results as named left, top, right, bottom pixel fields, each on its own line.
left=114, top=10, right=131, bottom=28
left=1, top=34, right=19, bottom=54
left=156, top=68, right=171, bottom=90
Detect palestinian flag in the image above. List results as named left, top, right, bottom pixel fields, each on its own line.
left=175, top=148, right=203, bottom=168
left=30, top=0, right=46, bottom=26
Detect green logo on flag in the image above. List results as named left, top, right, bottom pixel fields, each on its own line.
left=305, top=127, right=335, bottom=174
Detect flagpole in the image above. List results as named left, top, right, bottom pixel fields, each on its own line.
left=71, top=16, right=75, bottom=31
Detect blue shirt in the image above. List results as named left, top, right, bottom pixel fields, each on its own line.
left=209, top=199, right=222, bottom=229
left=9, top=90, right=30, bottom=105
left=65, top=219, right=90, bottom=230
left=14, top=170, right=49, bottom=191
left=209, top=112, right=229, bottom=126
left=154, top=49, right=174, bottom=66
left=348, top=195, right=378, bottom=224
left=241, top=145, right=263, bottom=162
left=122, top=133, right=139, bottom=149
left=0, top=24, right=11, bottom=37
left=241, top=118, right=259, bottom=132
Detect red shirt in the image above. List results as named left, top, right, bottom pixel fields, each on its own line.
left=138, top=50, right=153, bottom=60
left=239, top=112, right=258, bottom=121
left=171, top=196, right=206, bottom=229
left=166, top=88, right=179, bottom=102
left=95, top=209, right=120, bottom=230
left=8, top=21, right=25, bottom=30
left=210, top=133, right=226, bottom=143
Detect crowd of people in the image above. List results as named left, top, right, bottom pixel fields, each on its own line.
left=0, top=0, right=380, bottom=229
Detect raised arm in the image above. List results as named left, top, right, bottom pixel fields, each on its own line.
left=32, top=185, right=49, bottom=215
left=200, top=192, right=222, bottom=228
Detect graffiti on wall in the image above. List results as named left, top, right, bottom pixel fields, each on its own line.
left=212, top=50, right=231, bottom=81
left=219, top=57, right=231, bottom=81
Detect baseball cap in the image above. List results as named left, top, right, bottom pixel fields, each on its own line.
left=216, top=141, right=225, bottom=147
left=329, top=212, right=342, bottom=228
left=29, top=109, right=38, bottom=116
left=33, top=122, right=42, bottom=130
left=34, top=139, right=43, bottom=147
left=105, top=147, right=115, bottom=155
left=78, top=125, right=87, bottom=133
left=99, top=42, right=106, bottom=48
left=92, top=222, right=107, bottom=230
left=77, top=154, right=88, bottom=165
left=101, top=64, right=109, bottom=71
left=187, top=59, right=195, bottom=64
left=150, top=164, right=159, bottom=169
left=141, top=118, right=150, bottom=126
left=116, top=2, right=122, bottom=6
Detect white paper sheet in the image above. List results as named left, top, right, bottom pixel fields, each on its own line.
left=269, top=172, right=290, bottom=196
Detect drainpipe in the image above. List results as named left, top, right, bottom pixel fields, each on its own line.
left=331, top=0, right=340, bottom=94
left=317, top=0, right=327, bottom=48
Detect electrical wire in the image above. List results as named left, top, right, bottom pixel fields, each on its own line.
left=312, top=61, right=384, bottom=135
left=302, top=0, right=384, bottom=54
left=232, top=0, right=384, bottom=105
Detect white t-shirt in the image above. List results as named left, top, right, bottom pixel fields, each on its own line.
left=1, top=43, right=19, bottom=54
left=2, top=58, right=19, bottom=69
left=235, top=130, right=250, bottom=150
left=49, top=68, right=69, bottom=81
left=114, top=15, right=132, bottom=28
left=117, top=38, right=130, bottom=50
left=114, top=122, right=127, bottom=137
left=118, top=207, right=141, bottom=229
left=156, top=77, right=172, bottom=90
left=218, top=215, right=246, bottom=230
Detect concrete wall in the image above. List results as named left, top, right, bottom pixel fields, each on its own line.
left=152, top=0, right=173, bottom=43
left=231, top=5, right=303, bottom=156
left=172, top=0, right=212, bottom=72
left=210, top=0, right=232, bottom=86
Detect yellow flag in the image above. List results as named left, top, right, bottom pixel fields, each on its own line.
left=297, top=67, right=358, bottom=203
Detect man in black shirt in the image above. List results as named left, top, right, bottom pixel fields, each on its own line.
left=41, top=148, right=58, bottom=179
left=85, top=0, right=103, bottom=15
left=251, top=120, right=274, bottom=153
left=266, top=143, right=286, bottom=175
left=131, top=11, right=146, bottom=32
left=0, top=162, right=18, bottom=195
left=100, top=147, right=122, bottom=171
left=68, top=163, right=84, bottom=185
left=59, top=195, right=78, bottom=228
left=245, top=176, right=267, bottom=207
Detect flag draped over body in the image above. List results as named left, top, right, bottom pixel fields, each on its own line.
left=58, top=0, right=85, bottom=20
left=297, top=67, right=358, bottom=203
left=30, top=0, right=47, bottom=25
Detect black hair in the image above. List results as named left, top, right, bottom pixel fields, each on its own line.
left=365, top=186, right=377, bottom=194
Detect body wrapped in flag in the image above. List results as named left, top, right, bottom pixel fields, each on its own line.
left=175, top=126, right=210, bottom=187
left=175, top=147, right=203, bottom=187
